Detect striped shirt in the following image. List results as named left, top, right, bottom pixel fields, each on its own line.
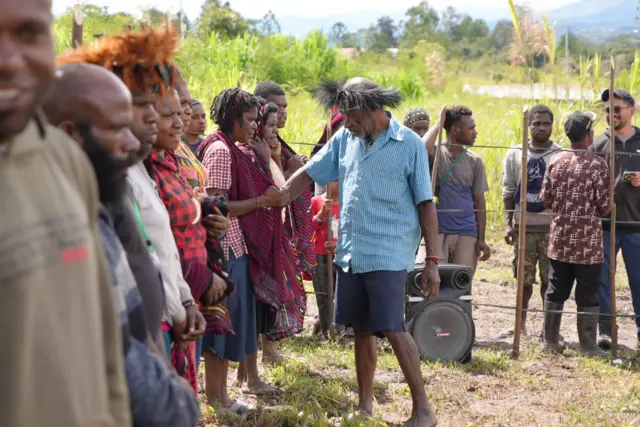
left=304, top=115, right=433, bottom=273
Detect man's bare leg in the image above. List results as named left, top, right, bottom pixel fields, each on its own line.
left=384, top=331, right=437, bottom=427
left=240, top=353, right=281, bottom=395
left=204, top=351, right=230, bottom=406
left=354, top=329, right=377, bottom=416
left=262, top=336, right=286, bottom=364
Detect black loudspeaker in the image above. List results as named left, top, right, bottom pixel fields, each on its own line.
left=405, top=263, right=475, bottom=363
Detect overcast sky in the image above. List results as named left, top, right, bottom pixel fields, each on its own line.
left=52, top=0, right=579, bottom=20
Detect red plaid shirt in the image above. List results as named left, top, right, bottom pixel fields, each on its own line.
left=150, top=151, right=208, bottom=265
left=201, top=140, right=248, bottom=259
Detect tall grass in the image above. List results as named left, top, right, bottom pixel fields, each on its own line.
left=52, top=17, right=640, bottom=231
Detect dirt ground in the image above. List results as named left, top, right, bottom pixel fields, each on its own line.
left=198, top=239, right=640, bottom=427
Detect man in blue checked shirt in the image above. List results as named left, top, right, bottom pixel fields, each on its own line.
left=282, top=78, right=440, bottom=427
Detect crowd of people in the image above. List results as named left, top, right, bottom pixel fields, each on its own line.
left=2, top=1, right=640, bottom=426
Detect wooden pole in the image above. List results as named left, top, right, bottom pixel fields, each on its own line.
left=72, top=4, right=84, bottom=48
left=325, top=111, right=336, bottom=339
left=512, top=105, right=530, bottom=360
left=430, top=107, right=446, bottom=196
left=608, top=58, right=618, bottom=358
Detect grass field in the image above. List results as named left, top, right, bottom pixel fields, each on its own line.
left=195, top=240, right=640, bottom=426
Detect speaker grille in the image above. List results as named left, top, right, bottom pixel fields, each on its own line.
left=407, top=299, right=475, bottom=362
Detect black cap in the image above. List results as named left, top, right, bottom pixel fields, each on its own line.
left=601, top=88, right=635, bottom=106
left=564, top=111, right=596, bottom=143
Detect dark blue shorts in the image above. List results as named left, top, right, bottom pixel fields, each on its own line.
left=334, top=269, right=407, bottom=338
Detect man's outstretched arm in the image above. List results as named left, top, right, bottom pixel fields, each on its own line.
left=281, top=168, right=314, bottom=205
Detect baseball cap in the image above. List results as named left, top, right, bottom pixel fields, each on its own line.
left=601, top=88, right=635, bottom=106
left=564, top=111, right=596, bottom=143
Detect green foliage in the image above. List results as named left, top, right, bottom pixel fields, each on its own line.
left=400, top=1, right=440, bottom=47
left=195, top=0, right=248, bottom=40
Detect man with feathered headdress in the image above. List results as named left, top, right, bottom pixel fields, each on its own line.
left=57, top=25, right=211, bottom=371
left=282, top=77, right=439, bottom=426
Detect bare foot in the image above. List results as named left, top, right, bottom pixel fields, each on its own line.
left=404, top=407, right=437, bottom=427
left=241, top=378, right=282, bottom=396
left=262, top=340, right=287, bottom=364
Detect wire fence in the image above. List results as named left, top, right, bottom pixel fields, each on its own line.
left=293, top=111, right=640, bottom=357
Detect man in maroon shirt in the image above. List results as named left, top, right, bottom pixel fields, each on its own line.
left=540, top=111, right=611, bottom=357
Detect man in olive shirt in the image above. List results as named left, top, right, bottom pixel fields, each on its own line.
left=0, top=0, right=130, bottom=425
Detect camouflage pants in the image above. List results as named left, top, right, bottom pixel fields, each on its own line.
left=512, top=232, right=550, bottom=288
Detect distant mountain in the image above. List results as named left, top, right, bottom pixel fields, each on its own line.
left=275, top=0, right=637, bottom=43
left=547, top=0, right=638, bottom=42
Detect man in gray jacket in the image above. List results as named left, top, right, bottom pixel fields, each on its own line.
left=502, top=104, right=560, bottom=335
left=590, top=89, right=640, bottom=350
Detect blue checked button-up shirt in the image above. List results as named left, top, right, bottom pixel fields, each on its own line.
left=304, top=116, right=433, bottom=273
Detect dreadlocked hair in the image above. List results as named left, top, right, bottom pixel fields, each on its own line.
left=314, top=78, right=403, bottom=112
left=56, top=22, right=181, bottom=97
left=210, top=88, right=261, bottom=134
left=444, top=106, right=473, bottom=132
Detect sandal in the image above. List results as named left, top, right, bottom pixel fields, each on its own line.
left=216, top=400, right=255, bottom=416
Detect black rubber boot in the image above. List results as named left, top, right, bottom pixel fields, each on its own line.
left=578, top=307, right=608, bottom=357
left=543, top=301, right=565, bottom=353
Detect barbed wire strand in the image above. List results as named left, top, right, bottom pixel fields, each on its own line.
left=289, top=141, right=640, bottom=160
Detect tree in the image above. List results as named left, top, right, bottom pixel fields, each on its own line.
left=400, top=1, right=439, bottom=46
left=256, top=10, right=280, bottom=36
left=367, top=16, right=398, bottom=53
left=491, top=19, right=514, bottom=53
left=196, top=0, right=248, bottom=39
left=329, top=22, right=348, bottom=47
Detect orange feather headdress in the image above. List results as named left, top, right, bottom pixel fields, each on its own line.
left=57, top=23, right=181, bottom=96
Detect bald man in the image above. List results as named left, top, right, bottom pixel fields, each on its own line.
left=0, top=0, right=130, bottom=426
left=43, top=63, right=200, bottom=427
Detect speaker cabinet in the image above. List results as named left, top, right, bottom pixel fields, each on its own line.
left=405, top=263, right=475, bottom=363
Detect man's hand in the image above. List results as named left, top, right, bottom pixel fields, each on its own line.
left=631, top=173, right=640, bottom=187
left=203, top=273, right=227, bottom=306
left=202, top=208, right=228, bottom=239
left=325, top=241, right=337, bottom=254
left=173, top=319, right=188, bottom=349
left=476, top=240, right=491, bottom=261
left=287, top=154, right=307, bottom=172
left=249, top=137, right=272, bottom=164
left=421, top=260, right=441, bottom=298
left=182, top=304, right=206, bottom=342
left=504, top=225, right=517, bottom=246
left=261, top=186, right=288, bottom=207
left=320, top=198, right=334, bottom=216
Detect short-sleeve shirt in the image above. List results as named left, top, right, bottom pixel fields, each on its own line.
left=436, top=145, right=489, bottom=237
left=540, top=151, right=610, bottom=264
left=304, top=116, right=433, bottom=273
left=201, top=140, right=248, bottom=259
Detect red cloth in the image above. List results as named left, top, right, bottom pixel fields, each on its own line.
left=149, top=151, right=207, bottom=265
left=196, top=131, right=306, bottom=340
left=311, top=195, right=340, bottom=255
left=278, top=136, right=316, bottom=277
left=162, top=321, right=198, bottom=394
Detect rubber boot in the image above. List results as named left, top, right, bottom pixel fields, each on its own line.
left=543, top=301, right=565, bottom=353
left=578, top=307, right=608, bottom=357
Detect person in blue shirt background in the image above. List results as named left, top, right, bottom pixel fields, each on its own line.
left=282, top=77, right=439, bottom=427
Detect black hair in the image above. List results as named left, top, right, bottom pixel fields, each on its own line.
left=444, top=106, right=473, bottom=132
left=528, top=104, right=554, bottom=124
left=254, top=81, right=285, bottom=99
left=314, top=78, right=403, bottom=112
left=190, top=98, right=202, bottom=108
left=210, top=88, right=261, bottom=134
left=262, top=102, right=279, bottom=120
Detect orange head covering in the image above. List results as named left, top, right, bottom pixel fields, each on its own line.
left=56, top=23, right=181, bottom=96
